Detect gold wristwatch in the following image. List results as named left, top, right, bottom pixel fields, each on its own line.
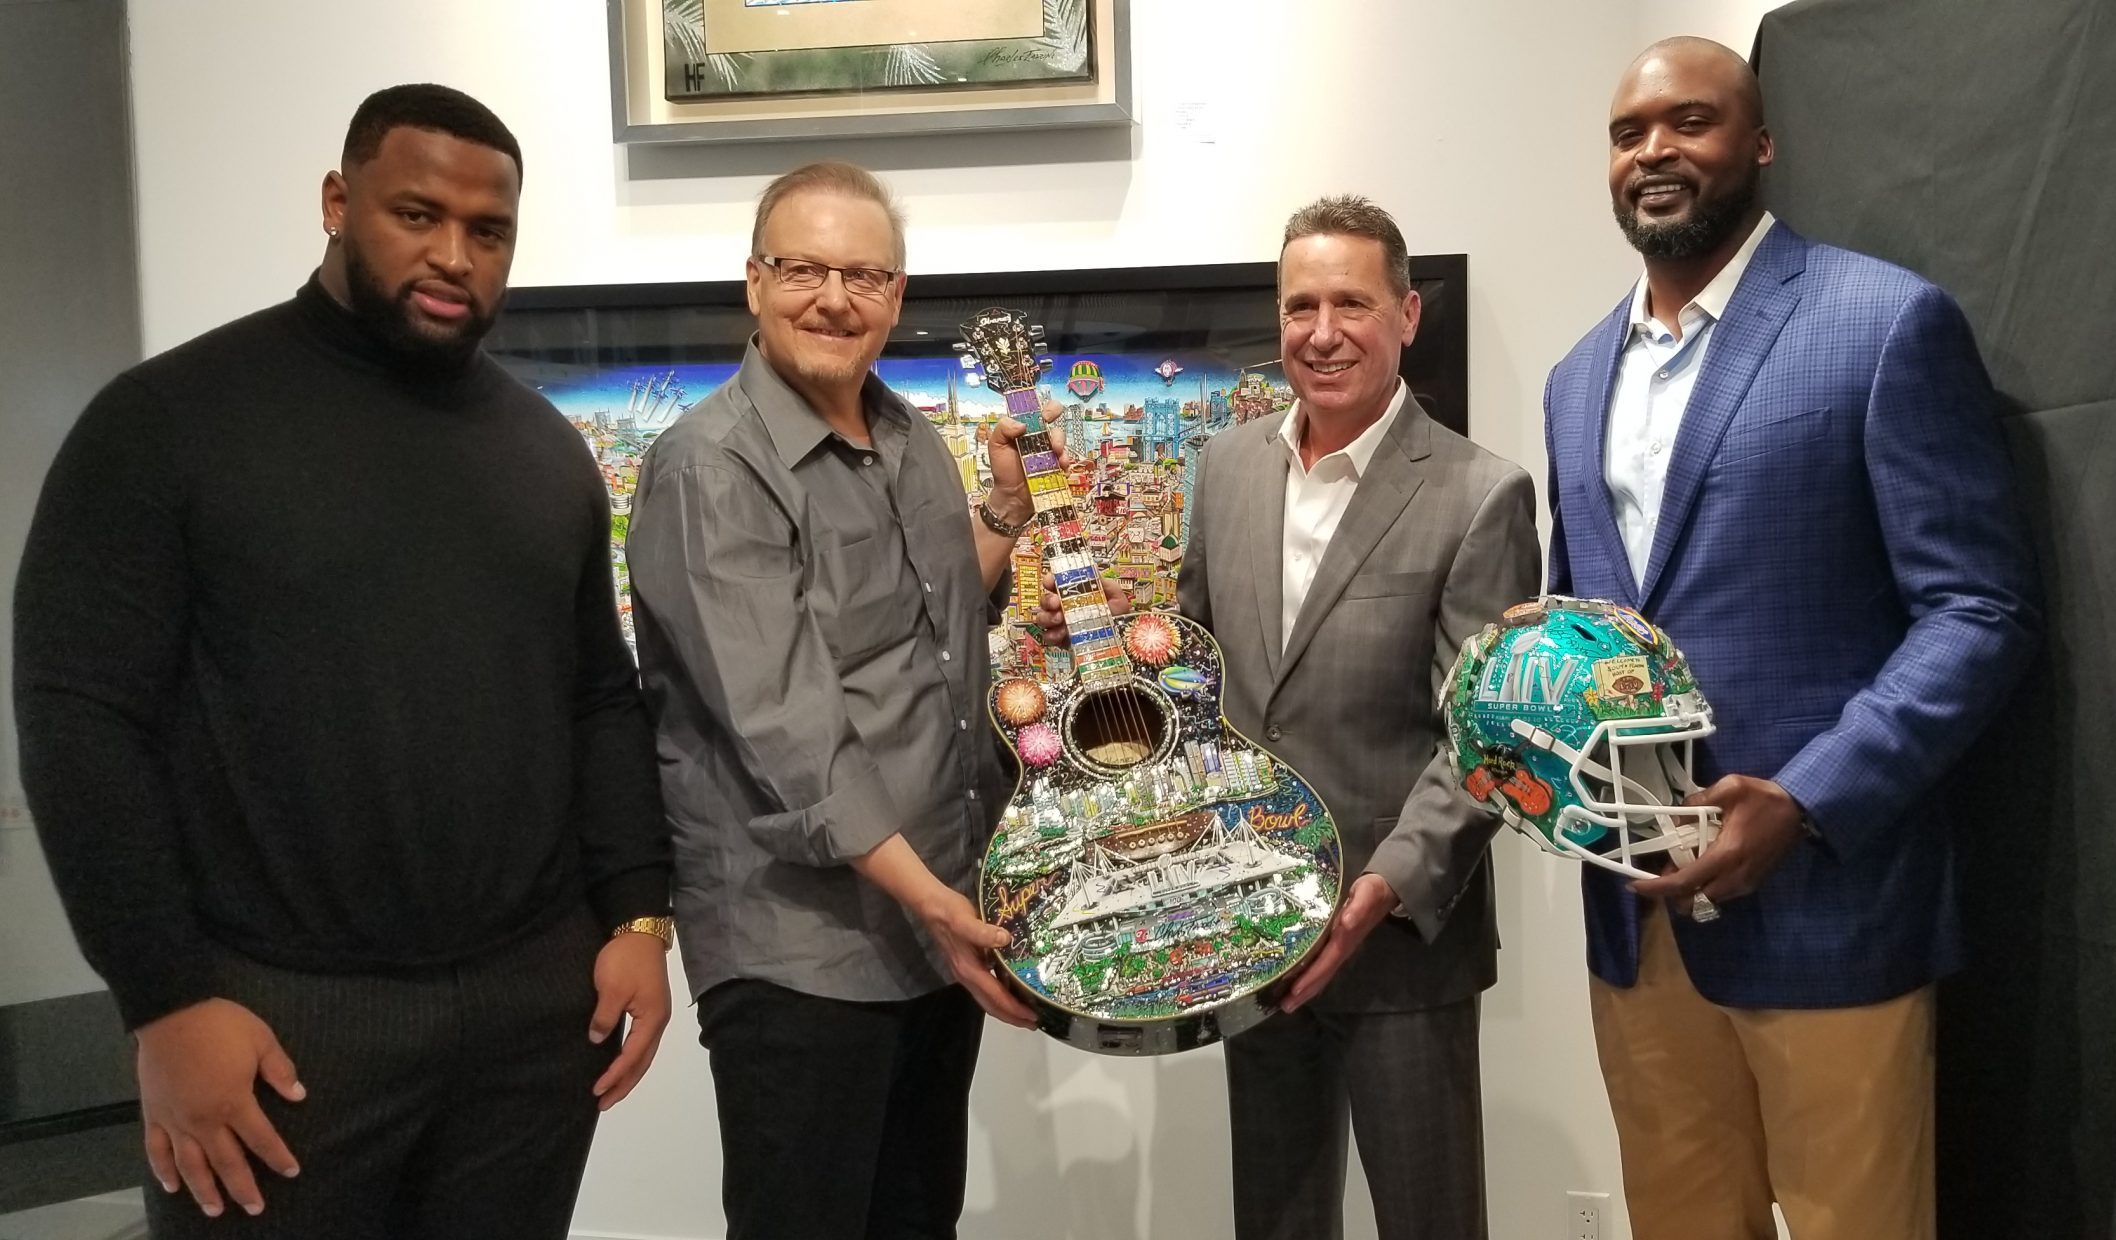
left=610, top=915, right=675, bottom=949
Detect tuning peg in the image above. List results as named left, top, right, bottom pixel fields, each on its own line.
left=952, top=341, right=970, bottom=352
left=1037, top=357, right=1054, bottom=372
left=1028, top=324, right=1046, bottom=337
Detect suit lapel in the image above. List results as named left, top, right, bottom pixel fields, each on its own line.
left=1580, top=301, right=1641, bottom=607
left=1637, top=226, right=1808, bottom=604
left=1246, top=416, right=1290, bottom=681
left=1274, top=406, right=1428, bottom=693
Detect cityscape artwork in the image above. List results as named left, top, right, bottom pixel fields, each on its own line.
left=521, top=348, right=1296, bottom=675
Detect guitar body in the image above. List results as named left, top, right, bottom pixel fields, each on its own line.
left=982, top=612, right=1342, bottom=1054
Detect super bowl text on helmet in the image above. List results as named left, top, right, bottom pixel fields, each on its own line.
left=1442, top=596, right=1720, bottom=879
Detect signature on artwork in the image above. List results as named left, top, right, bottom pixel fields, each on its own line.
left=979, top=46, right=1047, bottom=67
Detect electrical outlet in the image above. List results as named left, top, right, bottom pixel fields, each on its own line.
left=1567, top=1190, right=1609, bottom=1240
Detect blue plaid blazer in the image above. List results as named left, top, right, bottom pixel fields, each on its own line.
left=1542, top=223, right=2040, bottom=1008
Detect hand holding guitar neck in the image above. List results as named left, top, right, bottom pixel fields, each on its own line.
left=985, top=396, right=1072, bottom=530
left=1035, top=571, right=1130, bottom=647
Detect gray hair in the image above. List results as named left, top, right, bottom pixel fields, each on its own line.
left=752, top=161, right=907, bottom=268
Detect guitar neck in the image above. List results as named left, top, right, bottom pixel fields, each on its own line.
left=1000, top=387, right=1130, bottom=688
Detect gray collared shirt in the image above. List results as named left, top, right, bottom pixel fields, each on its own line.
left=628, top=340, right=1008, bottom=1003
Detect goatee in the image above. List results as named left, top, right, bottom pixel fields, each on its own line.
left=1614, top=167, right=1761, bottom=261
left=342, top=242, right=498, bottom=371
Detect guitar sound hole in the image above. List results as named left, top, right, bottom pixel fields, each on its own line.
left=1068, top=685, right=1168, bottom=769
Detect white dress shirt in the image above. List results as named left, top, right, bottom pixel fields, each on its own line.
left=1274, top=381, right=1406, bottom=651
left=1605, top=211, right=1777, bottom=586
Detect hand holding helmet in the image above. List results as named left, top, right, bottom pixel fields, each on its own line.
left=1442, top=596, right=1728, bottom=918
left=1632, top=772, right=1810, bottom=911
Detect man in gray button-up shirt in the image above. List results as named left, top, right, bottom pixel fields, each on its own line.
left=627, top=161, right=1044, bottom=1240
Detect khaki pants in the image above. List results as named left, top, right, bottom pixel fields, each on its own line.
left=1588, top=905, right=1936, bottom=1240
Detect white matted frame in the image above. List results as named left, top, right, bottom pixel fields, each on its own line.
left=608, top=0, right=1133, bottom=146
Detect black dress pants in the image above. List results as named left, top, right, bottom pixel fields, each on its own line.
left=698, top=979, right=984, bottom=1240
left=146, top=908, right=614, bottom=1240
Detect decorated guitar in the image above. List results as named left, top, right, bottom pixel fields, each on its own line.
left=960, top=307, right=1343, bottom=1056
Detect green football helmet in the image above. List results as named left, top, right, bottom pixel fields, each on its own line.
left=1442, top=595, right=1719, bottom=879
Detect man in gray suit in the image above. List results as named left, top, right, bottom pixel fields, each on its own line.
left=1050, top=196, right=1538, bottom=1238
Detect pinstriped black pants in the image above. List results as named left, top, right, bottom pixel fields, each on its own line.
left=698, top=979, right=984, bottom=1240
left=145, top=907, right=616, bottom=1240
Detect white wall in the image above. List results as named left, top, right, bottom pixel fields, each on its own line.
left=1636, top=0, right=1787, bottom=55
left=120, top=2, right=1782, bottom=1238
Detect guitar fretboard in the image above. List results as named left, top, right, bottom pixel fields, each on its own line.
left=1004, top=387, right=1129, bottom=688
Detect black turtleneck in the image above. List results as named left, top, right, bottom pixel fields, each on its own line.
left=13, top=277, right=670, bottom=1030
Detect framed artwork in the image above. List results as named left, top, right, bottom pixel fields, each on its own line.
left=486, top=257, right=1469, bottom=659
left=609, top=0, right=1133, bottom=145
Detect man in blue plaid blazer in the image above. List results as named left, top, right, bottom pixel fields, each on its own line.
left=1542, top=39, right=2040, bottom=1240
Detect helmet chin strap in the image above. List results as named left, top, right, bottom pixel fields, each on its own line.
left=1508, top=718, right=1718, bottom=877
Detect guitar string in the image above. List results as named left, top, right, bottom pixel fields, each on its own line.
left=1051, top=442, right=1151, bottom=764
left=991, top=325, right=1155, bottom=768
left=1032, top=415, right=1150, bottom=764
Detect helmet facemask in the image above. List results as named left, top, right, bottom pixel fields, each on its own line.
left=1510, top=699, right=1721, bottom=879
left=1445, top=597, right=1723, bottom=881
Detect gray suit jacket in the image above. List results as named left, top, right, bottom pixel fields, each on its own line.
left=1179, top=398, right=1541, bottom=1012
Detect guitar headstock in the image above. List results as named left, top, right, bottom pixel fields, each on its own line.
left=955, top=307, right=1050, bottom=395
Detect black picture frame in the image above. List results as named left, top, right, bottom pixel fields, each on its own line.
left=493, top=256, right=1469, bottom=437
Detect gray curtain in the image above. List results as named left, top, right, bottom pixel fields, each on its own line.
left=1755, top=1, right=2116, bottom=1236
left=0, top=0, right=144, bottom=1212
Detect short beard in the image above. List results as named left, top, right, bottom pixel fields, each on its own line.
left=784, top=352, right=873, bottom=392
left=762, top=324, right=879, bottom=395
left=342, top=241, right=497, bottom=371
left=1614, top=167, right=1760, bottom=261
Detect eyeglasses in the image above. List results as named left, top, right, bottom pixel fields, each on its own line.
left=756, top=255, right=901, bottom=297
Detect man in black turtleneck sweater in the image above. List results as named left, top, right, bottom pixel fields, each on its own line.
left=12, top=85, right=671, bottom=1237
